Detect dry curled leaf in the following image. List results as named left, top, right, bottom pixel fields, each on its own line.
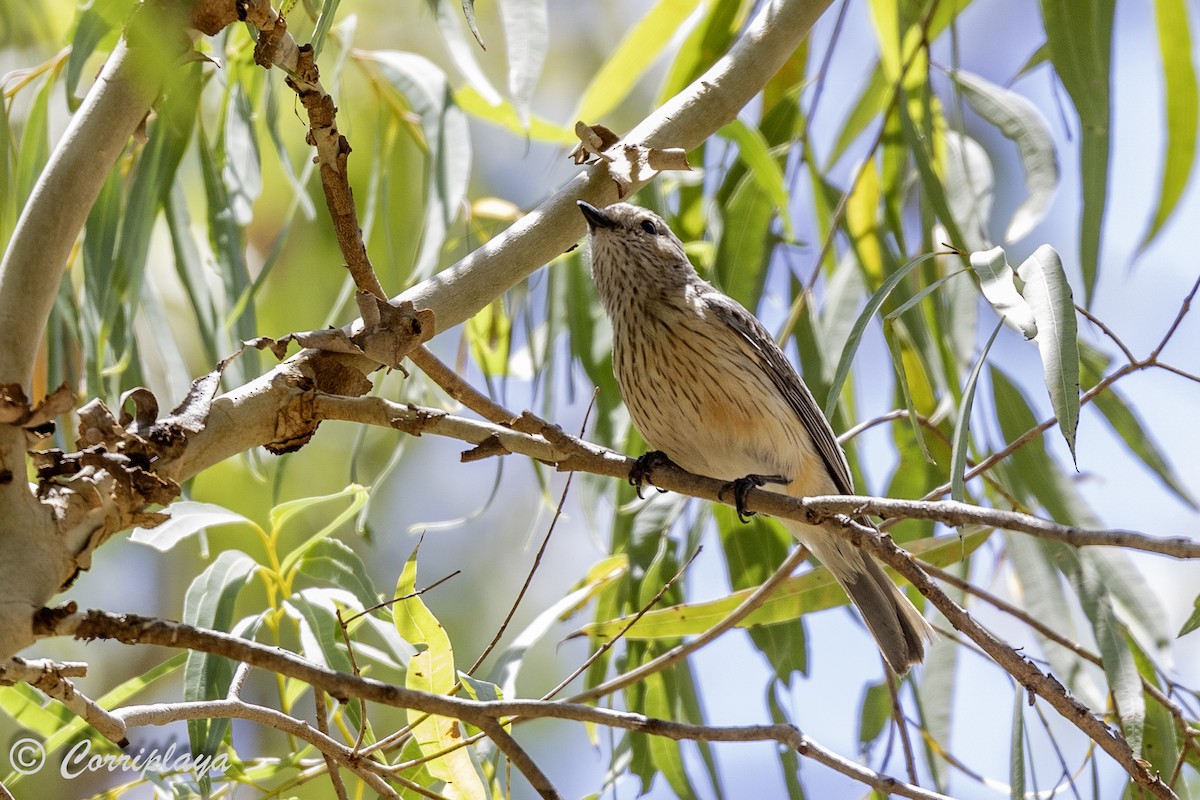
left=570, top=121, right=620, bottom=164
left=0, top=383, right=75, bottom=434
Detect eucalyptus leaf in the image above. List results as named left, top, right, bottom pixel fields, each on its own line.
left=949, top=69, right=1059, bottom=242
left=969, top=246, right=1037, bottom=337
left=1016, top=245, right=1080, bottom=462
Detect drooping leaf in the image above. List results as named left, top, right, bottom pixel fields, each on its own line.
left=824, top=252, right=939, bottom=418
left=275, top=484, right=370, bottom=578
left=1067, top=548, right=1146, bottom=758
left=1041, top=0, right=1115, bottom=303
left=949, top=320, right=1003, bottom=503
left=1009, top=685, right=1026, bottom=800
left=366, top=51, right=472, bottom=280
left=949, top=68, right=1059, bottom=242
left=1139, top=0, right=1199, bottom=251
left=941, top=130, right=994, bottom=252
left=1079, top=341, right=1198, bottom=510
left=295, top=537, right=382, bottom=611
left=183, top=552, right=260, bottom=761
left=427, top=0, right=501, bottom=106
left=858, top=681, right=891, bottom=751
left=1016, top=245, right=1080, bottom=462
left=309, top=0, right=342, bottom=57
left=718, top=118, right=794, bottom=239
left=1179, top=593, right=1200, bottom=638
left=496, top=0, right=548, bottom=127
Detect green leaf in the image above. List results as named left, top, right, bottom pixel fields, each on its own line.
left=657, top=0, right=746, bottom=106
left=491, top=557, right=624, bottom=697
left=1179, top=594, right=1200, bottom=638
left=467, top=299, right=513, bottom=377
left=65, top=0, right=130, bottom=110
left=309, top=0, right=342, bottom=57
left=858, top=681, right=891, bottom=750
left=497, top=0, right=548, bottom=127
left=454, top=86, right=573, bottom=142
left=1041, top=0, right=1115, bottom=303
left=950, top=320, right=1003, bottom=503
left=222, top=82, right=263, bottom=227
left=824, top=252, right=939, bottom=418
left=366, top=51, right=472, bottom=280
left=899, top=100, right=969, bottom=252
left=827, top=62, right=887, bottom=169
left=581, top=530, right=990, bottom=640
left=1070, top=550, right=1145, bottom=757
left=949, top=69, right=1059, bottom=242
left=714, top=505, right=806, bottom=678
left=1005, top=534, right=1101, bottom=706
left=718, top=118, right=794, bottom=239
left=129, top=501, right=253, bottom=552
left=458, top=673, right=503, bottom=702
left=642, top=670, right=698, bottom=799
left=296, top=538, right=382, bottom=611
left=576, top=0, right=703, bottom=123
left=284, top=591, right=355, bottom=673
left=1139, top=0, right=1199, bottom=251
left=1009, top=685, right=1025, bottom=800
left=183, top=551, right=260, bottom=761
left=884, top=320, right=934, bottom=464
left=275, top=484, right=370, bottom=578
left=394, top=545, right=485, bottom=800
left=428, top=0, right=501, bottom=106
left=1016, top=245, right=1080, bottom=462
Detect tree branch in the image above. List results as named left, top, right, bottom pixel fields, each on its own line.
left=46, top=609, right=949, bottom=800
left=313, top=395, right=1199, bottom=559
left=117, top=698, right=398, bottom=798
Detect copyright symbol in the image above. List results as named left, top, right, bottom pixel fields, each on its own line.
left=8, top=737, right=45, bottom=775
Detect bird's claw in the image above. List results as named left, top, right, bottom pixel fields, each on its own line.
left=722, top=474, right=789, bottom=523
left=629, top=450, right=674, bottom=499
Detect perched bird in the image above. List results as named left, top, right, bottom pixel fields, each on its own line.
left=578, top=200, right=932, bottom=673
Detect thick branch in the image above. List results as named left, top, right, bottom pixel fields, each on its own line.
left=0, top=3, right=187, bottom=387
left=393, top=0, right=833, bottom=334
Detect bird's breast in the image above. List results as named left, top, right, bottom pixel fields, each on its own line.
left=609, top=304, right=813, bottom=483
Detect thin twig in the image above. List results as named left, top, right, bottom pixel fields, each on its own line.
left=313, top=689, right=350, bottom=800
left=1075, top=303, right=1136, bottom=364
left=1149, top=272, right=1200, bottom=361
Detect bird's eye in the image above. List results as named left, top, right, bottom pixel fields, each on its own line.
left=639, top=220, right=658, bottom=235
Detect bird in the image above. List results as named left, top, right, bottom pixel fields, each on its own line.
left=578, top=199, right=932, bottom=674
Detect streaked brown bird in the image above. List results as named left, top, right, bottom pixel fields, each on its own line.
left=579, top=200, right=932, bottom=674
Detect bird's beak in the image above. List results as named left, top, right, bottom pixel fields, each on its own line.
left=577, top=201, right=615, bottom=230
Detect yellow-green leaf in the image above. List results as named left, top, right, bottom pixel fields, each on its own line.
left=580, top=530, right=991, bottom=640
left=394, top=547, right=485, bottom=800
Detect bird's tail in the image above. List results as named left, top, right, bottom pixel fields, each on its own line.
left=784, top=520, right=933, bottom=674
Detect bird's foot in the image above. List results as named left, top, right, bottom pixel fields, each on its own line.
left=721, top=474, right=790, bottom=523
left=628, top=450, right=675, bottom=499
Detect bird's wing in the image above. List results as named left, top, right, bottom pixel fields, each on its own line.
left=701, top=289, right=856, bottom=495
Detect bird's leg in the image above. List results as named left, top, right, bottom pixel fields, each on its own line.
left=721, top=474, right=790, bottom=523
left=628, top=450, right=675, bottom=499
